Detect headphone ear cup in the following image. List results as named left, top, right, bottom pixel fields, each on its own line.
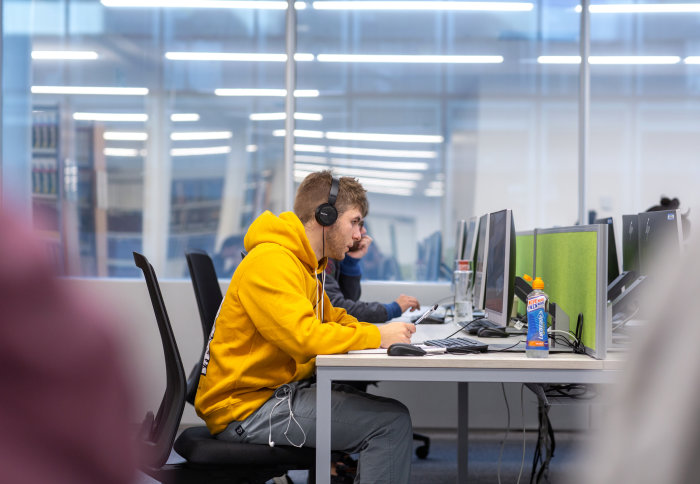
left=315, top=203, right=338, bottom=226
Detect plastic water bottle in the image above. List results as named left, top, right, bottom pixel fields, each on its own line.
left=453, top=269, right=473, bottom=322
left=526, top=277, right=549, bottom=358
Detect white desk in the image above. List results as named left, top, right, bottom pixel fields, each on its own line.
left=314, top=323, right=625, bottom=483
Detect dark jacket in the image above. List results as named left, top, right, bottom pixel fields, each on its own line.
left=322, top=257, right=402, bottom=323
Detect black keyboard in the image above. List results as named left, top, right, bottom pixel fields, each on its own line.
left=424, top=337, right=488, bottom=353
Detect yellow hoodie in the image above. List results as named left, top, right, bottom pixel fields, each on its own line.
left=195, top=211, right=381, bottom=434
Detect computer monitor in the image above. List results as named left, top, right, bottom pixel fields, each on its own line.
left=472, top=214, right=490, bottom=311
left=638, top=209, right=684, bottom=275
left=454, top=219, right=467, bottom=261
left=594, top=217, right=620, bottom=285
left=621, top=214, right=640, bottom=274
left=464, top=216, right=478, bottom=264
left=481, top=209, right=516, bottom=328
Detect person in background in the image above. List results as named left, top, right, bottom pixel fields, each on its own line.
left=195, top=171, right=416, bottom=483
left=211, top=234, right=246, bottom=279
left=0, top=210, right=136, bottom=484
left=324, top=225, right=421, bottom=323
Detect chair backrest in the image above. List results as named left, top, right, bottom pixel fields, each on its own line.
left=185, top=249, right=224, bottom=404
left=133, top=252, right=187, bottom=472
left=185, top=249, right=223, bottom=338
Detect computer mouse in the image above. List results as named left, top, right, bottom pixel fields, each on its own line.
left=387, top=343, right=427, bottom=356
left=476, top=327, right=509, bottom=338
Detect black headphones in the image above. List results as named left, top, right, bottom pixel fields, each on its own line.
left=314, top=176, right=339, bottom=226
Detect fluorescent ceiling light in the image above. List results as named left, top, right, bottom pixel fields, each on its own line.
left=295, top=163, right=423, bottom=180
left=312, top=1, right=533, bottom=11
left=424, top=188, right=444, bottom=197
left=295, top=155, right=328, bottom=163
left=275, top=129, right=443, bottom=143
left=355, top=177, right=416, bottom=189
left=317, top=54, right=503, bottom=64
left=103, top=131, right=148, bottom=141
left=294, top=90, right=320, bottom=97
left=591, top=56, right=681, bottom=65
left=215, top=89, right=319, bottom=97
left=537, top=56, right=581, bottom=64
left=294, top=169, right=414, bottom=196
left=170, top=113, right=200, bottom=122
left=273, top=129, right=324, bottom=138
left=250, top=112, right=323, bottom=121
left=329, top=158, right=429, bottom=171
left=103, top=147, right=143, bottom=157
left=101, top=1, right=307, bottom=9
left=537, top=55, right=682, bottom=65
left=685, top=57, right=700, bottom=64
left=165, top=52, right=313, bottom=61
left=170, top=146, right=232, bottom=157
left=325, top=131, right=443, bottom=143
left=364, top=186, right=413, bottom=196
left=328, top=146, right=437, bottom=158
left=294, top=144, right=327, bottom=153
left=32, top=50, right=98, bottom=60
left=576, top=4, right=700, bottom=14
left=32, top=86, right=148, bottom=95
left=246, top=145, right=258, bottom=152
left=73, top=112, right=148, bottom=122
left=170, top=131, right=232, bottom=141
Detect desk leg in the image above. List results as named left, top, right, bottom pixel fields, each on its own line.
left=457, top=382, right=469, bottom=484
left=316, top=370, right=331, bottom=484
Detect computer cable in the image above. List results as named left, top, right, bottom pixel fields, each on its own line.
left=497, top=382, right=510, bottom=484
left=517, top=384, right=527, bottom=484
left=490, top=340, right=527, bottom=353
left=548, top=329, right=578, bottom=348
left=443, top=324, right=470, bottom=340
left=529, top=391, right=555, bottom=484
left=497, top=382, right=528, bottom=484
left=612, top=304, right=640, bottom=332
left=543, top=383, right=596, bottom=400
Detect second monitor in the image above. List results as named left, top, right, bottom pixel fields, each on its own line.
left=468, top=209, right=516, bottom=329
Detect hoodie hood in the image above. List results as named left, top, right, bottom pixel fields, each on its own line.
left=244, top=211, right=321, bottom=273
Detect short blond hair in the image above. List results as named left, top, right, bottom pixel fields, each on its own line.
left=294, top=170, right=368, bottom=224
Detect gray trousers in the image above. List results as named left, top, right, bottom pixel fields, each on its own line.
left=217, top=379, right=412, bottom=484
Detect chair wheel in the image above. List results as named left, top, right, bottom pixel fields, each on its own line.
left=415, top=444, right=429, bottom=459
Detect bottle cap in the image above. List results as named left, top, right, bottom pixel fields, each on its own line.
left=532, top=277, right=544, bottom=290
left=522, top=274, right=533, bottom=282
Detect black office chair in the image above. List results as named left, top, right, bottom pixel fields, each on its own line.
left=184, top=249, right=222, bottom=405
left=134, top=252, right=315, bottom=484
left=185, top=249, right=430, bottom=460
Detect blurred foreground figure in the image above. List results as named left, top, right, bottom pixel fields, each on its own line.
left=578, top=234, right=700, bottom=484
left=0, top=211, right=136, bottom=484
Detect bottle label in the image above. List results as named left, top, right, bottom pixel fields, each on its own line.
left=526, top=295, right=549, bottom=350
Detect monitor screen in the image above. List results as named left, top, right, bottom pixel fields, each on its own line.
left=464, top=216, right=478, bottom=263
left=454, top=219, right=467, bottom=261
left=472, top=214, right=490, bottom=310
left=638, top=210, right=683, bottom=275
left=484, top=210, right=507, bottom=315
left=482, top=209, right=516, bottom=327
left=622, top=214, right=640, bottom=274
left=595, top=217, right=620, bottom=285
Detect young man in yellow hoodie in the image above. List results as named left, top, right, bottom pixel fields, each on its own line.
left=196, top=171, right=417, bottom=483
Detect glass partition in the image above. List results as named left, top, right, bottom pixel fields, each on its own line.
left=3, top=1, right=696, bottom=280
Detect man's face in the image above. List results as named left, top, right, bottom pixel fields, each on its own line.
left=325, top=207, right=363, bottom=260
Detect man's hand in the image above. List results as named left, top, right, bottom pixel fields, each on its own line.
left=347, top=234, right=372, bottom=259
left=395, top=294, right=420, bottom=312
left=378, top=322, right=416, bottom=348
